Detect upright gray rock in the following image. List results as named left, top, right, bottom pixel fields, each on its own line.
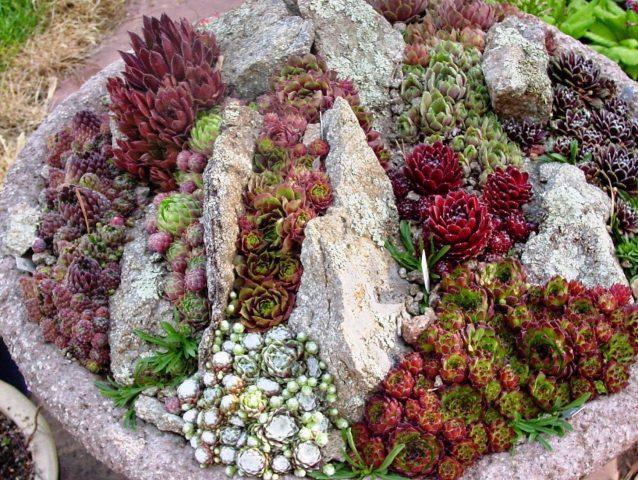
left=199, top=101, right=262, bottom=370
left=297, top=0, right=404, bottom=113
left=201, top=0, right=314, bottom=100
left=521, top=163, right=628, bottom=288
left=483, top=16, right=553, bottom=121
left=109, top=209, right=173, bottom=385
left=288, top=98, right=410, bottom=421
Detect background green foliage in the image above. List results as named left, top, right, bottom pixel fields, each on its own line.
left=501, top=0, right=638, bottom=79
left=0, top=0, right=47, bottom=70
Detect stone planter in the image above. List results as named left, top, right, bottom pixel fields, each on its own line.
left=1, top=2, right=638, bottom=480
left=0, top=380, right=58, bottom=480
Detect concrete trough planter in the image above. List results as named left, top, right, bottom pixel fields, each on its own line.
left=1, top=2, right=638, bottom=480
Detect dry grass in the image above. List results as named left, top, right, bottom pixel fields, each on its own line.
left=0, top=0, right=126, bottom=184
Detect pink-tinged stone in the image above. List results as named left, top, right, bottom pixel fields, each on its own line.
left=401, top=309, right=436, bottom=346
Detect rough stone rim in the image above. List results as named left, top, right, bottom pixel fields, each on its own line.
left=0, top=11, right=637, bottom=480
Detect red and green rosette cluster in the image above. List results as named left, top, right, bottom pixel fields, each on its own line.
left=107, top=14, right=225, bottom=191
left=352, top=259, right=637, bottom=480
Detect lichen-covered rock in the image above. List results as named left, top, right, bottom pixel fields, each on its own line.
left=297, top=0, right=404, bottom=113
left=321, top=97, right=399, bottom=246
left=134, top=395, right=184, bottom=435
left=1, top=203, right=40, bottom=257
left=198, top=101, right=262, bottom=370
left=200, top=0, right=314, bottom=100
left=521, top=162, right=627, bottom=288
left=288, top=98, right=409, bottom=421
left=483, top=16, right=553, bottom=121
left=109, top=209, right=172, bottom=385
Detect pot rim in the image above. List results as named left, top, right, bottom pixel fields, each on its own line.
left=0, top=379, right=59, bottom=480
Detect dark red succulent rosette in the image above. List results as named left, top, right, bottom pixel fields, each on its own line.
left=107, top=14, right=224, bottom=191
left=482, top=166, right=532, bottom=215
left=403, top=142, right=463, bottom=196
left=427, top=190, right=492, bottom=261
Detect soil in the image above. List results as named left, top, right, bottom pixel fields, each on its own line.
left=0, top=412, right=34, bottom=480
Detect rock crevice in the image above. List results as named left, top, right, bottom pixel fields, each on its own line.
left=109, top=207, right=173, bottom=386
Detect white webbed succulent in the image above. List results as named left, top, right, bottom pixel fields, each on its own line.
left=271, top=454, right=292, bottom=474
left=234, top=354, right=261, bottom=379
left=261, top=341, right=303, bottom=378
left=222, top=373, right=244, bottom=394
left=243, top=332, right=263, bottom=350
left=194, top=444, right=213, bottom=466
left=220, top=425, right=244, bottom=446
left=236, top=447, right=269, bottom=477
left=293, top=441, right=322, bottom=470
left=212, top=351, right=233, bottom=371
left=262, top=409, right=299, bottom=447
left=219, top=394, right=239, bottom=414
left=201, top=407, right=221, bottom=429
left=177, top=376, right=201, bottom=407
left=219, top=445, right=237, bottom=465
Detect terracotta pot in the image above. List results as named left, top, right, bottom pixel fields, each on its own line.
left=0, top=380, right=58, bottom=480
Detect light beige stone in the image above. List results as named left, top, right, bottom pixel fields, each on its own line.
left=198, top=101, right=262, bottom=371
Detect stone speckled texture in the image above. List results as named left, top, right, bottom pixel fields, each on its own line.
left=198, top=101, right=262, bottom=372
left=297, top=0, right=404, bottom=112
left=134, top=395, right=184, bottom=435
left=109, top=208, right=173, bottom=386
left=521, top=162, right=627, bottom=288
left=483, top=16, right=553, bottom=121
left=288, top=98, right=409, bottom=421
left=1, top=203, right=40, bottom=257
left=200, top=0, right=314, bottom=100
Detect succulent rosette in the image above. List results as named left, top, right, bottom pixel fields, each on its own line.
left=427, top=190, right=492, bottom=261
left=237, top=281, right=295, bottom=331
left=156, top=193, right=202, bottom=236
left=373, top=0, right=427, bottom=23
left=404, top=142, right=463, bottom=196
left=482, top=166, right=532, bottom=215
left=388, top=425, right=443, bottom=477
left=189, top=108, right=223, bottom=155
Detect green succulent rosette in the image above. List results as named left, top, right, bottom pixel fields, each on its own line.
left=189, top=108, right=223, bottom=155
left=237, top=280, right=295, bottom=331
left=156, top=193, right=202, bottom=236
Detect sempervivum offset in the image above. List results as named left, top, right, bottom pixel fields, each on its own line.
left=178, top=324, right=346, bottom=479
left=353, top=259, right=638, bottom=480
left=549, top=52, right=616, bottom=109
left=20, top=111, right=140, bottom=373
left=262, top=54, right=390, bottom=166
left=581, top=145, right=638, bottom=196
left=435, top=0, right=498, bottom=32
